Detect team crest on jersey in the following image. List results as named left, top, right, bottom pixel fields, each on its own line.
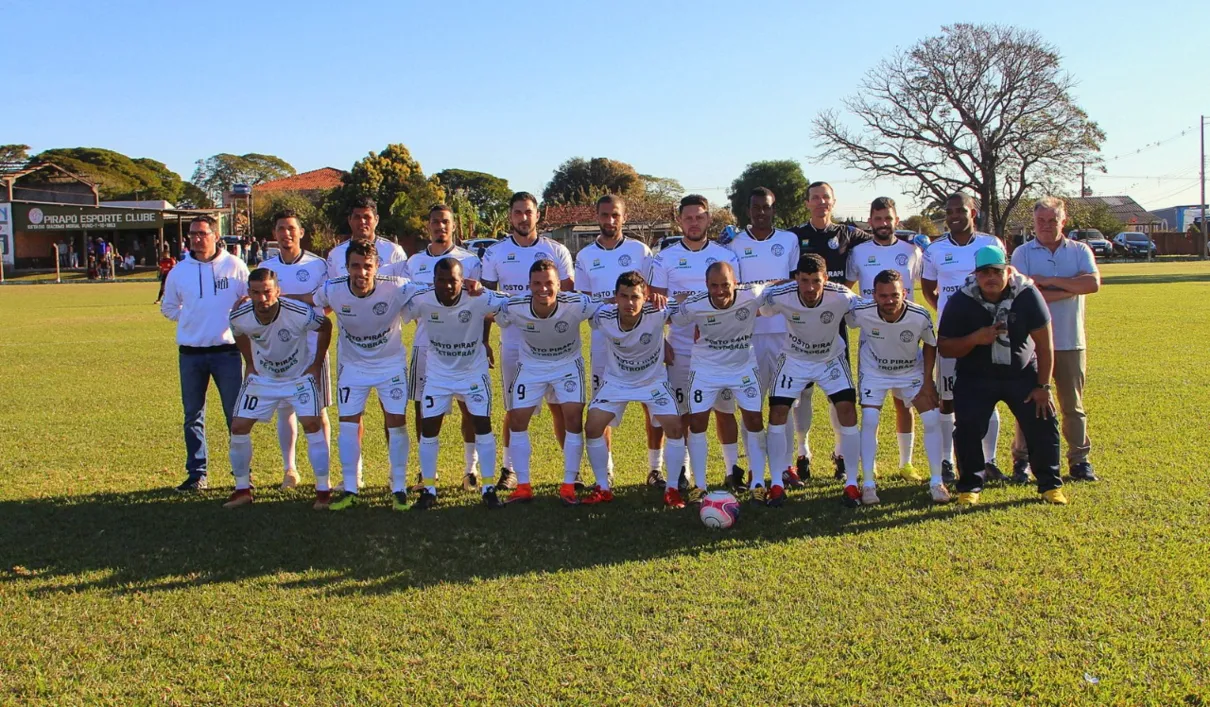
left=277, top=330, right=292, bottom=342
left=896, top=254, right=909, bottom=266
left=373, top=302, right=388, bottom=315
left=297, top=270, right=310, bottom=282
left=705, top=257, right=717, bottom=266
left=563, top=380, right=576, bottom=392
left=900, top=331, right=915, bottom=342
left=534, top=253, right=552, bottom=262
left=458, top=310, right=472, bottom=323
left=555, top=321, right=569, bottom=333
left=640, top=333, right=653, bottom=345
left=820, top=311, right=834, bottom=324
left=472, top=394, right=485, bottom=403
left=772, top=244, right=785, bottom=257
left=298, top=392, right=311, bottom=405
left=827, top=237, right=840, bottom=250
left=721, top=389, right=734, bottom=400
left=745, top=387, right=757, bottom=398
left=736, top=308, right=750, bottom=321
left=829, top=368, right=841, bottom=380
left=619, top=254, right=632, bottom=266
left=389, top=388, right=404, bottom=400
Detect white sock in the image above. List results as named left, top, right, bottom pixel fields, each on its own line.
left=387, top=426, right=410, bottom=493
left=305, top=430, right=329, bottom=491
left=277, top=410, right=297, bottom=472
left=860, top=408, right=881, bottom=488
left=511, top=431, right=531, bottom=484
left=795, top=387, right=814, bottom=458
left=502, top=445, right=512, bottom=471
left=920, top=409, right=943, bottom=485
left=721, top=442, right=739, bottom=472
left=419, top=436, right=439, bottom=487
left=830, top=404, right=843, bottom=452
left=897, top=432, right=914, bottom=467
left=746, top=429, right=769, bottom=489
left=664, top=437, right=686, bottom=489
left=940, top=413, right=955, bottom=464
left=840, top=425, right=861, bottom=487
left=586, top=436, right=611, bottom=490
left=648, top=448, right=662, bottom=472
left=338, top=421, right=361, bottom=493
left=607, top=447, right=614, bottom=478
left=229, top=433, right=253, bottom=489
left=463, top=442, right=478, bottom=476
left=476, top=433, right=497, bottom=490
left=688, top=431, right=708, bottom=490
left=767, top=423, right=789, bottom=479
left=983, top=408, right=1000, bottom=465
left=563, top=432, right=584, bottom=485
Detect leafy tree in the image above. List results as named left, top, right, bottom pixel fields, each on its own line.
left=814, top=23, right=1105, bottom=237
left=1, top=144, right=30, bottom=164
left=252, top=191, right=321, bottom=241
left=727, top=160, right=810, bottom=228
left=192, top=153, right=296, bottom=204
left=1064, top=199, right=1123, bottom=237
left=35, top=147, right=185, bottom=201
left=435, top=169, right=511, bottom=218
left=639, top=174, right=685, bottom=207
left=177, top=182, right=215, bottom=209
left=325, top=143, right=445, bottom=243
left=542, top=157, right=643, bottom=205
left=902, top=214, right=940, bottom=236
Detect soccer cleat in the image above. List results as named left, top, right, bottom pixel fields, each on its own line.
left=646, top=469, right=667, bottom=489
left=941, top=460, right=957, bottom=485
left=663, top=488, right=686, bottom=509
left=766, top=485, right=786, bottom=508
left=222, top=488, right=253, bottom=508
left=573, top=471, right=588, bottom=492
left=391, top=491, right=410, bottom=512
left=482, top=487, right=505, bottom=510
left=498, top=467, right=518, bottom=490
left=1042, top=488, right=1069, bottom=505
left=832, top=454, right=846, bottom=481
left=312, top=490, right=332, bottom=510
left=861, top=486, right=881, bottom=505
left=281, top=469, right=301, bottom=490
left=175, top=475, right=209, bottom=493
left=687, top=487, right=707, bottom=506
left=559, top=483, right=580, bottom=506
left=796, top=455, right=812, bottom=481
left=841, top=484, right=861, bottom=508
left=462, top=472, right=480, bottom=493
left=898, top=463, right=924, bottom=483
left=507, top=483, right=534, bottom=504
left=329, top=492, right=359, bottom=511
left=677, top=467, right=690, bottom=493
left=956, top=491, right=980, bottom=506
left=413, top=490, right=438, bottom=511
left=581, top=488, right=614, bottom=505
left=408, top=471, right=426, bottom=494
left=1010, top=459, right=1032, bottom=484
left=984, top=462, right=1007, bottom=484
left=727, top=465, right=746, bottom=491
left=1069, top=463, right=1098, bottom=482
left=930, top=483, right=952, bottom=504
left=749, top=484, right=768, bottom=504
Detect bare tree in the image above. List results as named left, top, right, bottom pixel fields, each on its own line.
left=813, top=24, right=1105, bottom=237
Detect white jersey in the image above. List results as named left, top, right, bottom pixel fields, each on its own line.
left=574, top=237, right=653, bottom=299
left=846, top=239, right=923, bottom=299
left=588, top=303, right=672, bottom=385
left=326, top=237, right=408, bottom=279
left=846, top=301, right=936, bottom=377
left=669, top=284, right=766, bottom=370
left=759, top=281, right=860, bottom=362
left=403, top=244, right=483, bottom=347
left=649, top=240, right=740, bottom=351
left=229, top=299, right=327, bottom=381
left=727, top=228, right=799, bottom=335
left=313, top=275, right=420, bottom=374
left=404, top=289, right=507, bottom=378
left=482, top=235, right=575, bottom=347
left=922, top=232, right=1002, bottom=315
left=259, top=251, right=328, bottom=296
left=497, top=292, right=600, bottom=377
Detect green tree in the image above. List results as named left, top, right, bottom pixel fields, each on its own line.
left=639, top=174, right=685, bottom=207
left=35, top=147, right=185, bottom=201
left=326, top=143, right=445, bottom=243
left=727, top=160, right=810, bottom=228
left=1065, top=200, right=1123, bottom=237
left=192, top=153, right=296, bottom=204
left=435, top=169, right=511, bottom=218
left=1, top=144, right=30, bottom=164
left=252, top=191, right=321, bottom=241
left=177, top=182, right=215, bottom=209
left=902, top=214, right=940, bottom=236
left=542, top=157, right=643, bottom=205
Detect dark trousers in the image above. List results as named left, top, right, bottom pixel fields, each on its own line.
left=179, top=348, right=243, bottom=479
left=952, top=373, right=1062, bottom=493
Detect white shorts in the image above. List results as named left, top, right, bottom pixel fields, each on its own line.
left=937, top=356, right=957, bottom=401
left=420, top=370, right=493, bottom=419
left=274, top=353, right=332, bottom=414
left=860, top=369, right=925, bottom=407
left=336, top=365, right=410, bottom=416
left=508, top=359, right=587, bottom=411
left=688, top=365, right=762, bottom=414
left=237, top=374, right=323, bottom=422
left=753, top=333, right=783, bottom=392
left=409, top=345, right=428, bottom=401
left=590, top=378, right=682, bottom=426
left=769, top=353, right=855, bottom=400
left=669, top=346, right=735, bottom=414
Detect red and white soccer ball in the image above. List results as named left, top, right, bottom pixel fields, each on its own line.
left=699, top=490, right=740, bottom=529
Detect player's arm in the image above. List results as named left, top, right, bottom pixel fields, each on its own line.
left=283, top=292, right=317, bottom=306
left=235, top=334, right=256, bottom=378
left=1033, top=271, right=1100, bottom=295
left=1025, top=323, right=1056, bottom=417
left=913, top=341, right=940, bottom=409
left=920, top=278, right=939, bottom=309
left=159, top=269, right=183, bottom=321
left=937, top=322, right=1000, bottom=358
left=306, top=318, right=333, bottom=379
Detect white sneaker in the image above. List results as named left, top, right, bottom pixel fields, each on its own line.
left=280, top=469, right=301, bottom=490
left=860, top=486, right=880, bottom=505
left=930, top=483, right=952, bottom=504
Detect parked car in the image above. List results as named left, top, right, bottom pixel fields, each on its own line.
left=1067, top=229, right=1113, bottom=258
left=464, top=237, right=500, bottom=259
left=1112, top=231, right=1158, bottom=258
left=261, top=240, right=280, bottom=261
left=658, top=236, right=683, bottom=251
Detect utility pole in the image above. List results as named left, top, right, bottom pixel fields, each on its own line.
left=1201, top=115, right=1207, bottom=260
left=1080, top=162, right=1086, bottom=197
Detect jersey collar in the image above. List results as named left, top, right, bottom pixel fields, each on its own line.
left=426, top=243, right=457, bottom=257
left=594, top=236, right=626, bottom=251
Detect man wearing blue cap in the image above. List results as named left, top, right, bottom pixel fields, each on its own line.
left=936, top=245, right=1066, bottom=505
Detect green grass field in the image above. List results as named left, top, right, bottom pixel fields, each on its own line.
left=2, top=261, right=1209, bottom=705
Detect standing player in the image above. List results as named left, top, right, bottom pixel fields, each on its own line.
left=226, top=269, right=334, bottom=509
left=845, top=197, right=924, bottom=482
left=326, top=196, right=408, bottom=277
left=583, top=271, right=685, bottom=506
left=574, top=194, right=659, bottom=486
left=790, top=182, right=871, bottom=480
left=847, top=270, right=950, bottom=506
left=258, top=209, right=332, bottom=490
left=920, top=192, right=1004, bottom=484
left=671, top=262, right=769, bottom=504
left=405, top=258, right=508, bottom=510
left=496, top=260, right=599, bottom=505
left=758, top=254, right=862, bottom=508
left=481, top=192, right=575, bottom=490
left=405, top=203, right=484, bottom=492
left=649, top=195, right=744, bottom=490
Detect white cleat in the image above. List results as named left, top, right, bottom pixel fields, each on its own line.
left=930, top=483, right=952, bottom=504
left=861, top=486, right=881, bottom=505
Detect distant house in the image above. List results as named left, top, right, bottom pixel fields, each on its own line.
left=1150, top=203, right=1204, bottom=232
left=1069, top=195, right=1166, bottom=233
left=253, top=167, right=346, bottom=196
left=542, top=203, right=676, bottom=255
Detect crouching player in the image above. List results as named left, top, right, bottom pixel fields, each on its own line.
left=582, top=271, right=684, bottom=506
left=226, top=268, right=334, bottom=509
left=405, top=257, right=508, bottom=510
left=758, top=254, right=862, bottom=507
left=846, top=270, right=949, bottom=506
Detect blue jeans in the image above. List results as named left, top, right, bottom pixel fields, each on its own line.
left=179, top=349, right=243, bottom=478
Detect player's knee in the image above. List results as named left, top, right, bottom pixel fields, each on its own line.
left=660, top=417, right=684, bottom=439
left=688, top=413, right=709, bottom=434
left=298, top=418, right=322, bottom=435
left=230, top=418, right=255, bottom=436
left=741, top=410, right=764, bottom=431
left=384, top=413, right=407, bottom=428
left=471, top=416, right=492, bottom=436
left=835, top=402, right=859, bottom=427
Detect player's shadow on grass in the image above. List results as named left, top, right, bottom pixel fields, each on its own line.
left=0, top=483, right=1038, bottom=596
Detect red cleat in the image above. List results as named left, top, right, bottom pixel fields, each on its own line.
left=581, top=488, right=614, bottom=505
left=558, top=483, right=580, bottom=506
left=663, top=488, right=685, bottom=509
left=507, top=483, right=534, bottom=504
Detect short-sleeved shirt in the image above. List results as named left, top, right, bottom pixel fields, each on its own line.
left=326, top=237, right=408, bottom=279
left=726, top=228, right=800, bottom=335
left=497, top=292, right=600, bottom=377
left=669, top=285, right=766, bottom=370
left=574, top=237, right=653, bottom=299
left=1010, top=237, right=1097, bottom=351
left=260, top=251, right=328, bottom=297
left=482, top=235, right=575, bottom=347
left=790, top=222, right=871, bottom=281
left=313, top=275, right=420, bottom=374
left=846, top=239, right=923, bottom=300
left=588, top=303, right=672, bottom=386
left=404, top=289, right=507, bottom=378
left=759, top=282, right=860, bottom=362
left=922, top=232, right=1003, bottom=316
left=846, top=301, right=936, bottom=377
left=229, top=299, right=327, bottom=381
left=403, top=244, right=483, bottom=348
left=649, top=240, right=740, bottom=352
left=937, top=284, right=1051, bottom=379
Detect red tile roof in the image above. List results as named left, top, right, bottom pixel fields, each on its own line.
left=254, top=167, right=346, bottom=193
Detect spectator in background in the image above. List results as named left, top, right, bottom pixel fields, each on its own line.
left=154, top=247, right=176, bottom=303
left=87, top=255, right=98, bottom=280
left=68, top=241, right=79, bottom=268
left=248, top=237, right=260, bottom=265
left=123, top=253, right=136, bottom=271
left=57, top=238, right=68, bottom=267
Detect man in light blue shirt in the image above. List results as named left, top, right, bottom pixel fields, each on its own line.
left=1009, top=196, right=1100, bottom=482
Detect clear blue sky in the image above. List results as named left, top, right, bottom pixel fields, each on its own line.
left=6, top=0, right=1208, bottom=217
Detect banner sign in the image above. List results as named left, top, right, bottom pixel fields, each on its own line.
left=12, top=203, right=164, bottom=232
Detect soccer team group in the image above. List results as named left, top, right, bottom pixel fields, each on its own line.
left=159, top=182, right=1073, bottom=513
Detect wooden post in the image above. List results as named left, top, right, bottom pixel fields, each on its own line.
left=54, top=243, right=61, bottom=283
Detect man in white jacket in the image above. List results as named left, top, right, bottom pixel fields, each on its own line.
left=160, top=215, right=250, bottom=491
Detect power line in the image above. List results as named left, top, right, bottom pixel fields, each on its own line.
left=1101, top=127, right=1194, bottom=163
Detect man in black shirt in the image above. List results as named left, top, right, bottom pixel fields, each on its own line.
left=937, top=245, right=1067, bottom=506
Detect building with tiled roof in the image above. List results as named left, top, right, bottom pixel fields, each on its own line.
left=253, top=167, right=346, bottom=194
left=1069, top=195, right=1164, bottom=233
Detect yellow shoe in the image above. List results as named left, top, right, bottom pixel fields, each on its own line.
left=898, top=463, right=924, bottom=483
left=1042, top=489, right=1068, bottom=505
left=956, top=491, right=980, bottom=506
